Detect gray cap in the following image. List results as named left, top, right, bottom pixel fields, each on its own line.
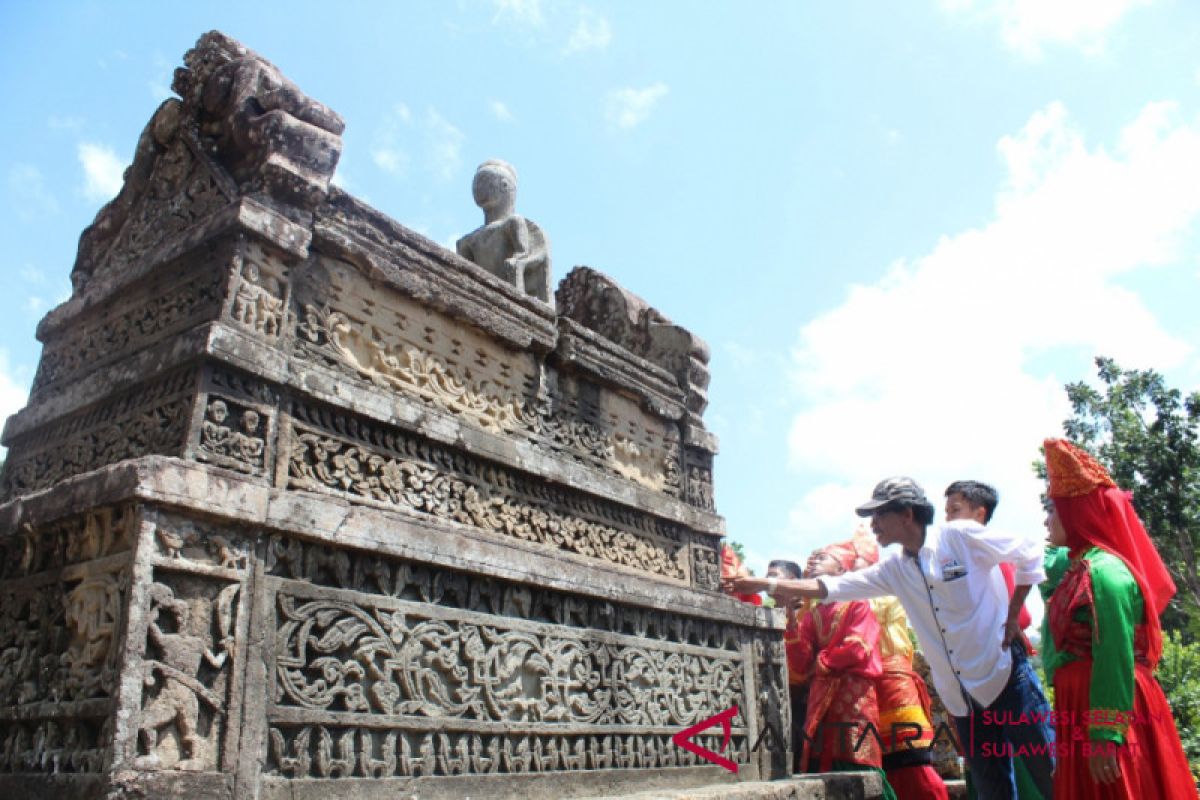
left=855, top=476, right=932, bottom=517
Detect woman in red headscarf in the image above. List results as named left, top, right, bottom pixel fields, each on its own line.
left=791, top=537, right=897, bottom=799
left=1042, top=438, right=1197, bottom=799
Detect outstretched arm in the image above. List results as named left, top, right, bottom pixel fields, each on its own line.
left=722, top=575, right=827, bottom=604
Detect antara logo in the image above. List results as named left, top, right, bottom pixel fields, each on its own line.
left=671, top=705, right=740, bottom=774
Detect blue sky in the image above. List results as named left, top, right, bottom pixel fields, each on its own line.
left=4, top=1, right=1200, bottom=587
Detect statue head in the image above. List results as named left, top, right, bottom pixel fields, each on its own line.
left=472, top=159, right=517, bottom=215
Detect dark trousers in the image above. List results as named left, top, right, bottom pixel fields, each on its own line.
left=952, top=641, right=1054, bottom=800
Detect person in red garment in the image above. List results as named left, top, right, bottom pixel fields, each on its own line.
left=769, top=558, right=814, bottom=774
left=720, top=543, right=762, bottom=606
left=841, top=526, right=950, bottom=800
left=1042, top=438, right=1197, bottom=799
left=789, top=539, right=896, bottom=798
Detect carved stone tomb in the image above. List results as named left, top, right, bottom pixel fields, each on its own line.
left=0, top=31, right=788, bottom=800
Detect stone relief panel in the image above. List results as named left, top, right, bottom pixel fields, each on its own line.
left=684, top=448, right=716, bottom=513
left=284, top=400, right=689, bottom=583
left=1, top=369, right=195, bottom=500
left=73, top=113, right=237, bottom=296
left=196, top=394, right=269, bottom=476
left=133, top=578, right=239, bottom=772
left=265, top=727, right=745, bottom=780
left=0, top=717, right=112, bottom=775
left=264, top=535, right=736, bottom=650
left=292, top=256, right=682, bottom=497
left=261, top=534, right=754, bottom=779
left=131, top=515, right=252, bottom=774
left=0, top=506, right=136, bottom=775
left=690, top=540, right=721, bottom=593
left=31, top=253, right=227, bottom=401
left=228, top=240, right=288, bottom=341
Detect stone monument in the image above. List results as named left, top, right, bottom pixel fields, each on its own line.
left=0, top=31, right=793, bottom=800
left=456, top=159, right=552, bottom=304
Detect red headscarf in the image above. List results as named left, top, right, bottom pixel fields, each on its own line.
left=818, top=523, right=880, bottom=573
left=721, top=543, right=762, bottom=606
left=1045, top=438, right=1176, bottom=664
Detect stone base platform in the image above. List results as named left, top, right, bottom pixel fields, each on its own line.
left=586, top=774, right=968, bottom=799
left=584, top=772, right=886, bottom=799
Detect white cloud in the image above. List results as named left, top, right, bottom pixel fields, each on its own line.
left=78, top=143, right=126, bottom=202
left=493, top=0, right=544, bottom=29
left=425, top=109, right=465, bottom=182
left=490, top=100, right=515, bottom=123
left=372, top=103, right=414, bottom=176
left=782, top=99, right=1200, bottom=557
left=371, top=104, right=463, bottom=182
left=7, top=163, right=59, bottom=221
left=942, top=0, right=1150, bottom=58
left=606, top=83, right=669, bottom=130
left=564, top=6, right=612, bottom=54
left=48, top=115, right=85, bottom=132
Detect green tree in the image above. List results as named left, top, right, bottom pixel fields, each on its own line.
left=1158, top=630, right=1200, bottom=781
left=1057, top=356, right=1200, bottom=631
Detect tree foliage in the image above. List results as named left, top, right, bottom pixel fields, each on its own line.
left=1058, top=356, right=1200, bottom=631
left=1158, top=629, right=1200, bottom=781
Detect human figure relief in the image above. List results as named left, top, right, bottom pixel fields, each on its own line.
left=135, top=582, right=237, bottom=771
left=456, top=160, right=552, bottom=303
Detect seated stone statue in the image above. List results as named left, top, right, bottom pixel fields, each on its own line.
left=456, top=160, right=551, bottom=303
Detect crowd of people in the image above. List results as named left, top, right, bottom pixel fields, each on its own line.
left=722, top=438, right=1196, bottom=800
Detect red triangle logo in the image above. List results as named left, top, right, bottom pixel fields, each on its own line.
left=671, top=704, right=740, bottom=774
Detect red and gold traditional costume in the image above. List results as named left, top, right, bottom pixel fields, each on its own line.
left=1043, top=438, right=1197, bottom=799
left=792, top=535, right=884, bottom=773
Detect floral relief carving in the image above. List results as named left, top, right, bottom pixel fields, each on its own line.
left=2, top=371, right=194, bottom=500
left=266, top=578, right=748, bottom=778
left=93, top=134, right=233, bottom=288
left=295, top=301, right=682, bottom=495
left=272, top=592, right=741, bottom=726
left=31, top=267, right=224, bottom=399
left=286, top=421, right=687, bottom=581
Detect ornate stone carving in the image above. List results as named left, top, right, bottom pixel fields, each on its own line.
left=0, top=718, right=110, bottom=774
left=690, top=541, right=721, bottom=592
left=0, top=507, right=136, bottom=582
left=456, top=160, right=551, bottom=303
left=286, top=402, right=688, bottom=582
left=556, top=266, right=712, bottom=421
left=197, top=394, right=268, bottom=475
left=0, top=513, right=132, bottom=708
left=296, top=301, right=527, bottom=434
left=228, top=241, right=286, bottom=340
left=134, top=580, right=240, bottom=772
left=262, top=547, right=751, bottom=779
left=265, top=727, right=742, bottom=779
left=294, top=286, right=682, bottom=495
left=179, top=30, right=344, bottom=211
left=264, top=535, right=738, bottom=652
left=2, top=370, right=194, bottom=499
left=71, top=106, right=234, bottom=295
left=31, top=263, right=225, bottom=399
